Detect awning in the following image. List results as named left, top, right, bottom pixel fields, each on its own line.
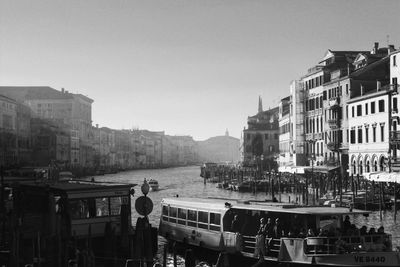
left=363, top=172, right=400, bottom=183
left=303, top=165, right=340, bottom=174
left=278, top=166, right=305, bottom=174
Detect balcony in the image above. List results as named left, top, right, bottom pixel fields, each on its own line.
left=305, top=133, right=323, bottom=141
left=328, top=97, right=340, bottom=109
left=327, top=142, right=339, bottom=152
left=390, top=131, right=400, bottom=143
left=327, top=119, right=340, bottom=129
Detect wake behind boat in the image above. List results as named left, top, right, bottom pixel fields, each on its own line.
left=159, top=197, right=400, bottom=267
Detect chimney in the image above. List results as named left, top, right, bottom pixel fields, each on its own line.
left=61, top=88, right=65, bottom=93
left=360, top=84, right=364, bottom=96
left=372, top=42, right=379, bottom=54
left=377, top=81, right=381, bottom=91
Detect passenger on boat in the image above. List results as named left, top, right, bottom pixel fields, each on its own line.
left=240, top=212, right=252, bottom=235
left=360, top=225, right=368, bottom=235
left=368, top=227, right=376, bottom=235
left=272, top=218, right=284, bottom=238
left=377, top=226, right=385, bottom=235
left=343, top=215, right=351, bottom=234
left=254, top=218, right=268, bottom=258
left=306, top=228, right=315, bottom=237
left=231, top=215, right=241, bottom=233
left=265, top=217, right=273, bottom=238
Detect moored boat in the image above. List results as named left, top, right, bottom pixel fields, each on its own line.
left=159, top=197, right=400, bottom=266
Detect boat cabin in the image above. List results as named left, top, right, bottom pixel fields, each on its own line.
left=160, top=197, right=398, bottom=266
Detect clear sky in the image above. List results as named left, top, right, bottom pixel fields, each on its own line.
left=1, top=0, right=399, bottom=140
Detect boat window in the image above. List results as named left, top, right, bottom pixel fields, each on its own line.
left=69, top=199, right=90, bottom=219
left=169, top=207, right=177, bottom=223
left=110, top=197, right=122, bottom=215
left=95, top=198, right=110, bottom=217
left=162, top=205, right=168, bottom=221
left=319, top=215, right=338, bottom=231
left=198, top=211, right=208, bottom=229
left=88, top=198, right=96, bottom=218
left=210, top=213, right=221, bottom=231
left=187, top=209, right=197, bottom=227
left=178, top=208, right=186, bottom=225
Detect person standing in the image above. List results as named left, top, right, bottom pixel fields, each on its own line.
left=254, top=218, right=267, bottom=259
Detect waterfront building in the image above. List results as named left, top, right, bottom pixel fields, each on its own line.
left=390, top=49, right=400, bottom=172
left=347, top=52, right=393, bottom=175
left=31, top=118, right=71, bottom=166
left=0, top=86, right=94, bottom=167
left=0, top=95, right=18, bottom=167
left=278, top=96, right=291, bottom=169
left=16, top=103, right=32, bottom=166
left=243, top=97, right=279, bottom=169
left=289, top=80, right=307, bottom=166
left=302, top=65, right=326, bottom=167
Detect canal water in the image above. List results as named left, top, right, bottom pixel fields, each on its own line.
left=93, top=165, right=400, bottom=265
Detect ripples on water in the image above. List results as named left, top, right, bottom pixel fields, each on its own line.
left=93, top=166, right=400, bottom=265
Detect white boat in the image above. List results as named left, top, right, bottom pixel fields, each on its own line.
left=159, top=197, right=400, bottom=266
left=148, top=179, right=159, bottom=191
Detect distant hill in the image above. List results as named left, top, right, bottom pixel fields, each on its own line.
left=197, top=135, right=240, bottom=164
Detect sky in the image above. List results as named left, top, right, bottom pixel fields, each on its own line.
left=0, top=0, right=399, bottom=141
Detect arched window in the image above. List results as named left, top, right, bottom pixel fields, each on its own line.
left=379, top=157, right=385, bottom=171
left=359, top=160, right=363, bottom=174
left=366, top=160, right=370, bottom=173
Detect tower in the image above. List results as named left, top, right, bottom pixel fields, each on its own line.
left=258, top=96, right=263, bottom=113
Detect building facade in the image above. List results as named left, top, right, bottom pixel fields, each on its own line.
left=243, top=97, right=279, bottom=169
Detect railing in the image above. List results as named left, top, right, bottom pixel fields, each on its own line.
left=305, top=234, right=392, bottom=255
left=328, top=97, right=340, bottom=108
left=242, top=234, right=392, bottom=257
left=242, top=235, right=281, bottom=257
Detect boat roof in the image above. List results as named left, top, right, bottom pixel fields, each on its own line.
left=15, top=180, right=136, bottom=193
left=162, top=197, right=371, bottom=216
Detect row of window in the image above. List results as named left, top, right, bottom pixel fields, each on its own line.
left=245, top=133, right=279, bottom=140
left=1, top=101, right=15, bottom=110
left=351, top=99, right=388, bottom=118
left=162, top=205, right=221, bottom=231
left=305, top=141, right=324, bottom=156
left=69, top=196, right=124, bottom=220
left=304, top=75, right=324, bottom=90
left=349, top=125, right=385, bottom=144
left=305, top=116, right=323, bottom=134
left=305, top=96, right=323, bottom=111
left=279, top=123, right=290, bottom=134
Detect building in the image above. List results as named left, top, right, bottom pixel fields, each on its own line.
left=321, top=44, right=392, bottom=175
left=0, top=86, right=94, bottom=167
left=289, top=80, right=306, bottom=167
left=348, top=87, right=390, bottom=175
left=278, top=96, right=291, bottom=168
left=31, top=118, right=70, bottom=166
left=243, top=97, right=279, bottom=169
left=302, top=65, right=326, bottom=167
left=0, top=95, right=18, bottom=167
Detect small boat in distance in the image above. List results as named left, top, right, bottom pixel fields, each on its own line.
left=149, top=179, right=159, bottom=191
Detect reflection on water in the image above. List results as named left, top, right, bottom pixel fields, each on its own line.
left=92, top=165, right=400, bottom=265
